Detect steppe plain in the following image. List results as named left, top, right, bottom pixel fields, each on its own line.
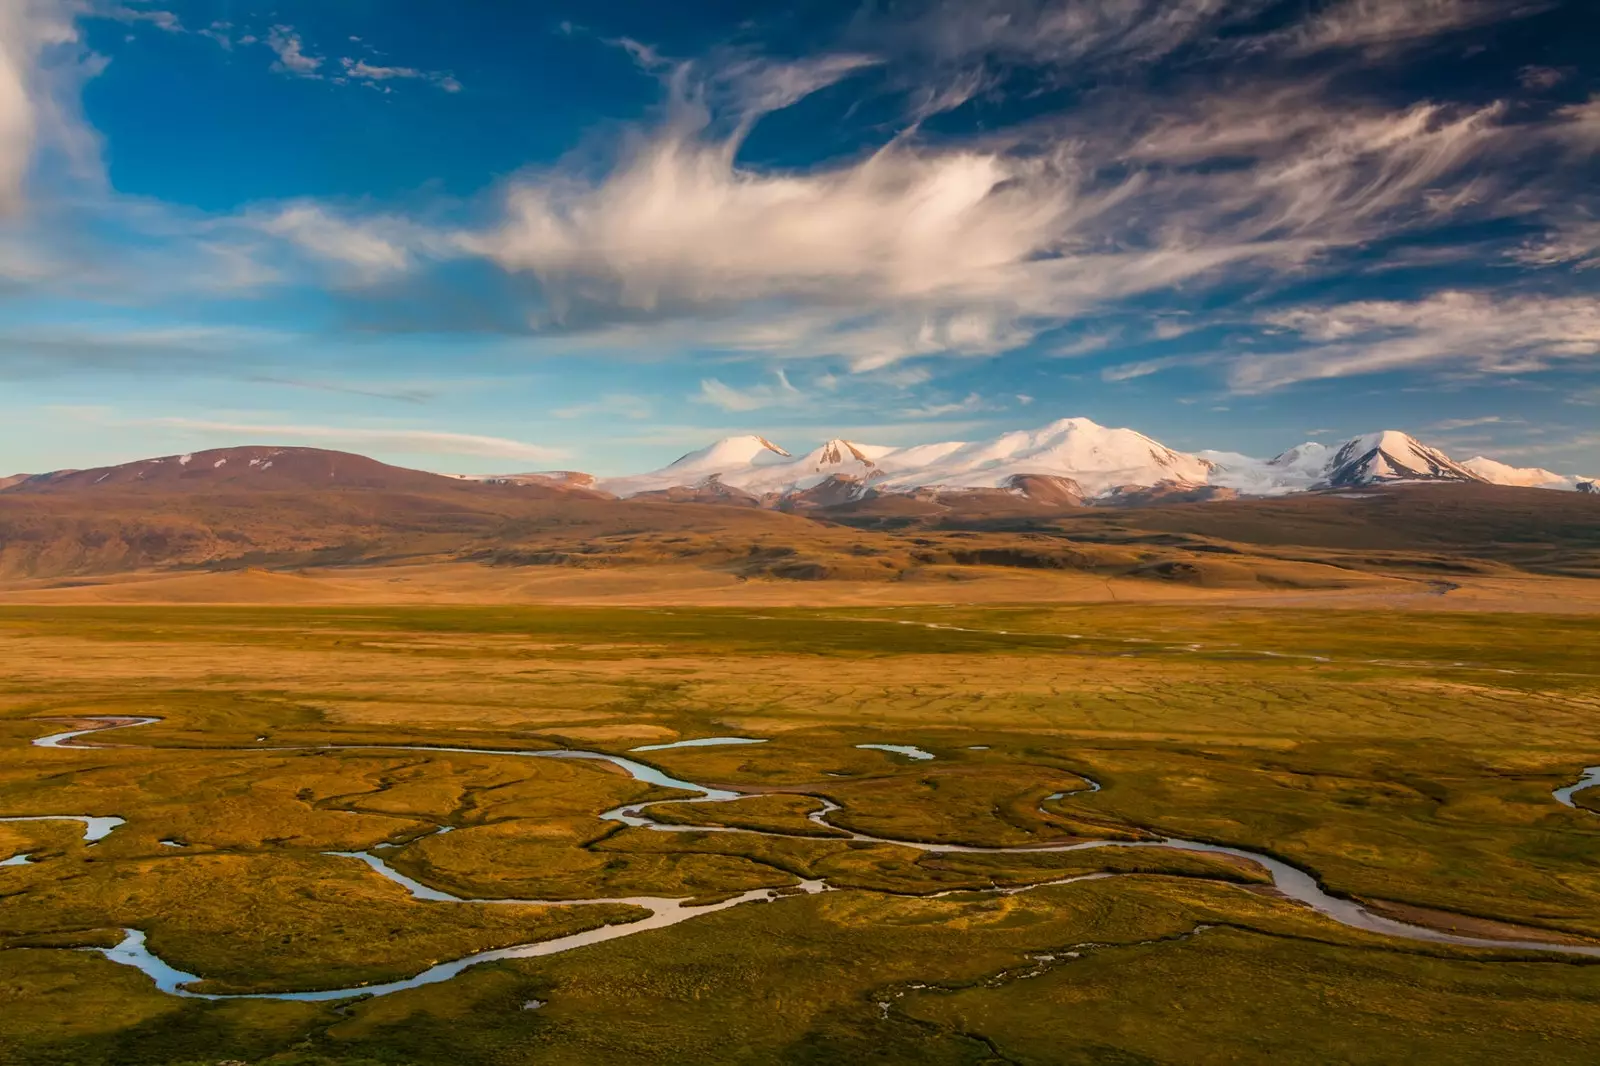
left=2, top=572, right=1599, bottom=1064
left=2, top=474, right=1600, bottom=1064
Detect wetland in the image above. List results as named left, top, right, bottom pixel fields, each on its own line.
left=2, top=603, right=1599, bottom=1064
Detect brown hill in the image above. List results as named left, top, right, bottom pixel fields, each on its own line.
left=1036, top=484, right=1600, bottom=579
left=6, top=446, right=535, bottom=495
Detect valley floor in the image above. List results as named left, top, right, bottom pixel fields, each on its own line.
left=5, top=560, right=1600, bottom=613
left=1, top=599, right=1598, bottom=1064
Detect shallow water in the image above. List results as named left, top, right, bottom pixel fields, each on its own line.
left=1553, top=767, right=1600, bottom=810
left=91, top=880, right=831, bottom=1001
left=0, top=814, right=126, bottom=842
left=856, top=743, right=936, bottom=760
left=28, top=715, right=1600, bottom=1003
left=630, top=737, right=769, bottom=752
left=32, top=717, right=162, bottom=749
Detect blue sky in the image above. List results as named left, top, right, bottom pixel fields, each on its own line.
left=2, top=0, right=1598, bottom=476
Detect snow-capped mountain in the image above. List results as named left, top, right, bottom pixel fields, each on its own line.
left=1322, top=431, right=1482, bottom=487
left=594, top=418, right=1215, bottom=502
left=464, top=420, right=1596, bottom=509
left=1460, top=456, right=1598, bottom=492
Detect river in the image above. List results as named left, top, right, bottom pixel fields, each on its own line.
left=5, top=716, right=1597, bottom=1002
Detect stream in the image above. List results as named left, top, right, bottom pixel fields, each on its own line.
left=5, top=717, right=1599, bottom=1002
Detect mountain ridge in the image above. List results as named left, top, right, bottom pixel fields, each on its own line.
left=555, top=419, right=1596, bottom=507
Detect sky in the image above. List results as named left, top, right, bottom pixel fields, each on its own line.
left=2, top=0, right=1598, bottom=478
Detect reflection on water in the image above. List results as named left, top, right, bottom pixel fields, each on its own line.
left=630, top=737, right=769, bottom=752
left=856, top=743, right=936, bottom=760
left=1553, top=766, right=1600, bottom=810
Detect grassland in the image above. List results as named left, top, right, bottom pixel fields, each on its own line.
left=1, top=602, right=1598, bottom=1064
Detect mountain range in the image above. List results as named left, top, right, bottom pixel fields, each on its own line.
left=2, top=435, right=1597, bottom=586
left=460, top=420, right=1599, bottom=508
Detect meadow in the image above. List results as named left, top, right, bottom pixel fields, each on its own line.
left=1, top=602, right=1598, bottom=1064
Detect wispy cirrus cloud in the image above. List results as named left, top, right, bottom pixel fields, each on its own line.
left=450, top=63, right=1517, bottom=369
left=4, top=0, right=1597, bottom=432
left=1282, top=0, right=1553, bottom=56
left=696, top=371, right=803, bottom=412
left=1430, top=415, right=1519, bottom=430
left=1226, top=291, right=1600, bottom=392
left=136, top=417, right=567, bottom=461
left=339, top=57, right=461, bottom=93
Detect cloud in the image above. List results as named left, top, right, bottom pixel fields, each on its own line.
left=255, top=203, right=418, bottom=281
left=1102, top=354, right=1214, bottom=382
left=1430, top=415, right=1518, bottom=430
left=696, top=371, right=803, bottom=412
left=140, top=417, right=567, bottom=461
left=897, top=392, right=985, bottom=417
left=1227, top=291, right=1600, bottom=392
left=338, top=57, right=462, bottom=93
left=1518, top=65, right=1569, bottom=90
left=551, top=394, right=654, bottom=421
left=245, top=375, right=438, bottom=404
left=425, top=33, right=1539, bottom=369
left=1510, top=213, right=1600, bottom=270
left=875, top=0, right=1275, bottom=75
left=266, top=25, right=323, bottom=78
left=102, top=5, right=182, bottom=33
left=1284, top=0, right=1551, bottom=56
left=0, top=0, right=99, bottom=217
left=1553, top=96, right=1600, bottom=151
left=0, top=321, right=291, bottom=377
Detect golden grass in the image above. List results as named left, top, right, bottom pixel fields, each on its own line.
left=0, top=601, right=1596, bottom=1063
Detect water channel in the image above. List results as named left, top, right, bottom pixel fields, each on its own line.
left=4, top=717, right=1598, bottom=1002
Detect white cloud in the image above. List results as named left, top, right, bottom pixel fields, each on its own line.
left=898, top=392, right=985, bottom=418
left=1553, top=96, right=1600, bottom=152
left=1511, top=214, right=1600, bottom=270
left=266, top=25, right=322, bottom=78
left=338, top=57, right=463, bottom=93
left=254, top=203, right=424, bottom=281
left=103, top=6, right=181, bottom=33
left=1431, top=415, right=1518, bottom=430
left=1229, top=291, right=1600, bottom=392
left=696, top=371, right=803, bottom=412
left=433, top=44, right=1529, bottom=368
left=0, top=0, right=98, bottom=217
left=140, top=417, right=567, bottom=461
left=551, top=394, right=654, bottom=420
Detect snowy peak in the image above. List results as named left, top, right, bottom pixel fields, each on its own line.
left=666, top=435, right=791, bottom=470
left=596, top=434, right=806, bottom=498
left=1324, top=431, right=1481, bottom=488
left=866, top=417, right=1214, bottom=497
left=811, top=439, right=876, bottom=468
left=1463, top=456, right=1595, bottom=492
left=1268, top=442, right=1331, bottom=471
left=585, top=418, right=1598, bottom=508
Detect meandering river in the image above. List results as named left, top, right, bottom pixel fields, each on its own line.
left=5, top=717, right=1598, bottom=1002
